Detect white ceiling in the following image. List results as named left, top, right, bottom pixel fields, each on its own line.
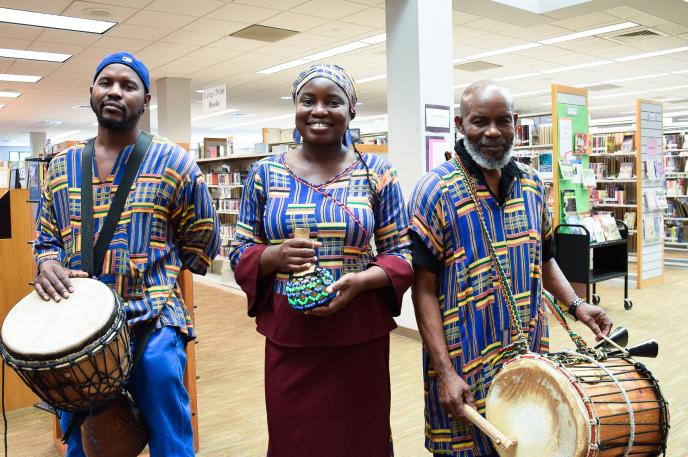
left=1, top=0, right=688, bottom=147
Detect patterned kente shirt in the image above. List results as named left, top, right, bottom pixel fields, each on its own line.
left=408, top=139, right=551, bottom=457
left=33, top=134, right=220, bottom=339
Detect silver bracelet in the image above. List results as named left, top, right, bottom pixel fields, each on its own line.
left=568, top=297, right=584, bottom=320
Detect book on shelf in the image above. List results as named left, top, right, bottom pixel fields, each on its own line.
left=597, top=214, right=622, bottom=241
left=515, top=124, right=530, bottom=146
left=581, top=168, right=596, bottom=188
left=562, top=189, right=577, bottom=214
left=617, top=162, right=633, bottom=179
left=591, top=162, right=606, bottom=180
left=654, top=161, right=665, bottom=179
left=624, top=212, right=636, bottom=230
left=537, top=151, right=553, bottom=179
left=559, top=161, right=575, bottom=181
left=564, top=214, right=584, bottom=234
left=574, top=133, right=592, bottom=156
left=654, top=189, right=669, bottom=210
left=620, top=134, right=634, bottom=154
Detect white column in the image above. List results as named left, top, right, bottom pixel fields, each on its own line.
left=139, top=105, right=151, bottom=132
left=386, top=0, right=454, bottom=330
left=156, top=77, right=191, bottom=146
left=29, top=131, right=46, bottom=157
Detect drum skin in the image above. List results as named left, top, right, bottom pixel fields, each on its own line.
left=486, top=353, right=668, bottom=457
left=81, top=395, right=149, bottom=457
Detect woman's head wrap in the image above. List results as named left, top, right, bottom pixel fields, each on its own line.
left=292, top=64, right=358, bottom=116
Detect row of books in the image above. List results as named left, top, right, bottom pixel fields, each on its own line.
left=590, top=187, right=626, bottom=205
left=668, top=199, right=688, bottom=218
left=564, top=213, right=622, bottom=243
left=664, top=132, right=685, bottom=151
left=220, top=224, right=236, bottom=241
left=592, top=133, right=635, bottom=154
left=664, top=155, right=688, bottom=173
left=666, top=180, right=686, bottom=197
left=217, top=198, right=240, bottom=212
left=206, top=171, right=243, bottom=186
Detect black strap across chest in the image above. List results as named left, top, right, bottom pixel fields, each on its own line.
left=80, top=131, right=153, bottom=277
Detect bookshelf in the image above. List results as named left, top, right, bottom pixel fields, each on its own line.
left=263, top=128, right=389, bottom=155
left=663, top=128, right=688, bottom=267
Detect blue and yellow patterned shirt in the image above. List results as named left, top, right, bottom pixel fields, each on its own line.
left=33, top=134, right=220, bottom=338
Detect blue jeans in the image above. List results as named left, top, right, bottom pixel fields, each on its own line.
left=59, top=326, right=194, bottom=457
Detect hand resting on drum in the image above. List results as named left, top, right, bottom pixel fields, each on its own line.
left=34, top=260, right=90, bottom=302
left=437, top=370, right=476, bottom=423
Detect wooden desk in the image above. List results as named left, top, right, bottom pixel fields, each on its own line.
left=0, top=189, right=38, bottom=411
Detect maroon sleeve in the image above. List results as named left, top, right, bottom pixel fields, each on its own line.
left=233, top=244, right=275, bottom=317
left=369, top=253, right=413, bottom=316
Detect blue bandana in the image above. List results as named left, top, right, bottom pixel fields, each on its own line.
left=93, top=52, right=150, bottom=93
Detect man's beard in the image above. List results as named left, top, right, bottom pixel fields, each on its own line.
left=91, top=97, right=143, bottom=131
left=464, top=137, right=514, bottom=170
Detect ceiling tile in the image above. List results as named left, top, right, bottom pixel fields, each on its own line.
left=206, top=36, right=266, bottom=52
left=35, top=28, right=102, bottom=46
left=160, top=30, right=225, bottom=47
left=182, top=18, right=249, bottom=35
left=0, top=38, right=32, bottom=51
left=340, top=7, right=384, bottom=28
left=232, top=0, right=308, bottom=9
left=550, top=13, right=628, bottom=32
left=61, top=1, right=139, bottom=23
left=81, top=0, right=152, bottom=7
left=307, top=20, right=374, bottom=39
left=0, top=0, right=71, bottom=14
left=27, top=41, right=88, bottom=55
left=145, top=0, right=225, bottom=17
left=186, top=47, right=244, bottom=61
left=210, top=3, right=281, bottom=23
left=292, top=0, right=370, bottom=20
left=91, top=36, right=154, bottom=53
left=259, top=12, right=330, bottom=32
left=139, top=42, right=200, bottom=56
left=0, top=23, right=43, bottom=40
left=105, top=24, right=172, bottom=42
left=125, top=10, right=197, bottom=30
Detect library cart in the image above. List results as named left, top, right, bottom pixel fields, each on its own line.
left=554, top=220, right=633, bottom=310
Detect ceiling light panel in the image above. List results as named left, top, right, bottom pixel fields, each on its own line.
left=463, top=43, right=542, bottom=61
left=303, top=42, right=370, bottom=61
left=356, top=74, right=386, bottom=84
left=0, top=7, right=115, bottom=34
left=361, top=33, right=386, bottom=44
left=0, top=73, right=42, bottom=83
left=192, top=108, right=239, bottom=121
left=0, top=91, right=21, bottom=98
left=0, top=48, right=71, bottom=62
left=257, top=59, right=311, bottom=75
left=615, top=46, right=688, bottom=62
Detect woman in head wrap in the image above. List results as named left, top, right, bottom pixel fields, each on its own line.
left=229, top=64, right=413, bottom=456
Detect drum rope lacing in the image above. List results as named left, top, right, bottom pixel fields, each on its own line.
left=453, top=157, right=606, bottom=364
left=563, top=350, right=636, bottom=457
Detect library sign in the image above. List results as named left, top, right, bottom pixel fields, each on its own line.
left=202, top=84, right=227, bottom=114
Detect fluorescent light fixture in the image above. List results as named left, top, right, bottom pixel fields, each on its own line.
left=615, top=46, right=688, bottom=62
left=0, top=48, right=70, bottom=62
left=213, top=113, right=293, bottom=130
left=0, top=73, right=42, bottom=83
left=258, top=59, right=311, bottom=75
left=356, top=74, right=386, bottom=84
left=361, top=33, right=386, bottom=44
left=497, top=72, right=540, bottom=82
left=195, top=90, right=205, bottom=94
left=0, top=7, right=115, bottom=34
left=303, top=41, right=370, bottom=61
left=591, top=90, right=643, bottom=100
left=0, top=91, right=21, bottom=98
left=649, top=84, right=688, bottom=92
left=150, top=104, right=158, bottom=110
left=513, top=89, right=550, bottom=98
left=541, top=60, right=614, bottom=74
left=671, top=69, right=688, bottom=74
left=589, top=103, right=632, bottom=111
left=539, top=22, right=637, bottom=45
left=454, top=83, right=471, bottom=89
left=463, top=42, right=542, bottom=60
left=452, top=57, right=468, bottom=64
left=0, top=104, right=5, bottom=109
left=192, top=108, right=239, bottom=121
left=51, top=130, right=81, bottom=141
left=280, top=96, right=292, bottom=100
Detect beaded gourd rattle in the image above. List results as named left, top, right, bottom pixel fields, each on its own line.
left=285, top=227, right=337, bottom=311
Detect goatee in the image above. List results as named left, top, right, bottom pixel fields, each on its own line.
left=464, top=138, right=514, bottom=170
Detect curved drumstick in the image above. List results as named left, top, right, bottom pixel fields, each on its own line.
left=463, top=406, right=517, bottom=453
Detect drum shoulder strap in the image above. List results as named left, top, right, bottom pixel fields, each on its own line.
left=80, top=131, right=154, bottom=276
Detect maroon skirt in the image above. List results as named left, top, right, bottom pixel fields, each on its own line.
left=265, top=335, right=393, bottom=457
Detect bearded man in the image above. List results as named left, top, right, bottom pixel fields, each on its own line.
left=408, top=81, right=612, bottom=457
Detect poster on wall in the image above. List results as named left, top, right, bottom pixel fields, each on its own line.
left=424, top=104, right=451, bottom=133
left=559, top=117, right=573, bottom=160
left=426, top=135, right=451, bottom=172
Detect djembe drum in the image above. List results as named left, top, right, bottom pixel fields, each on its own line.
left=0, top=278, right=148, bottom=457
left=485, top=352, right=669, bottom=457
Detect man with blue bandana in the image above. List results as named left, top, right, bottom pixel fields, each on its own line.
left=33, top=51, right=220, bottom=456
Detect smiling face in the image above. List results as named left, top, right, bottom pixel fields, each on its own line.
left=456, top=85, right=518, bottom=169
left=294, top=77, right=351, bottom=147
left=90, top=63, right=150, bottom=131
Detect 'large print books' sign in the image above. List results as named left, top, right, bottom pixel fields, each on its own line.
left=202, top=84, right=227, bottom=114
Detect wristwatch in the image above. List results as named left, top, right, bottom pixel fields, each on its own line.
left=568, top=297, right=584, bottom=320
